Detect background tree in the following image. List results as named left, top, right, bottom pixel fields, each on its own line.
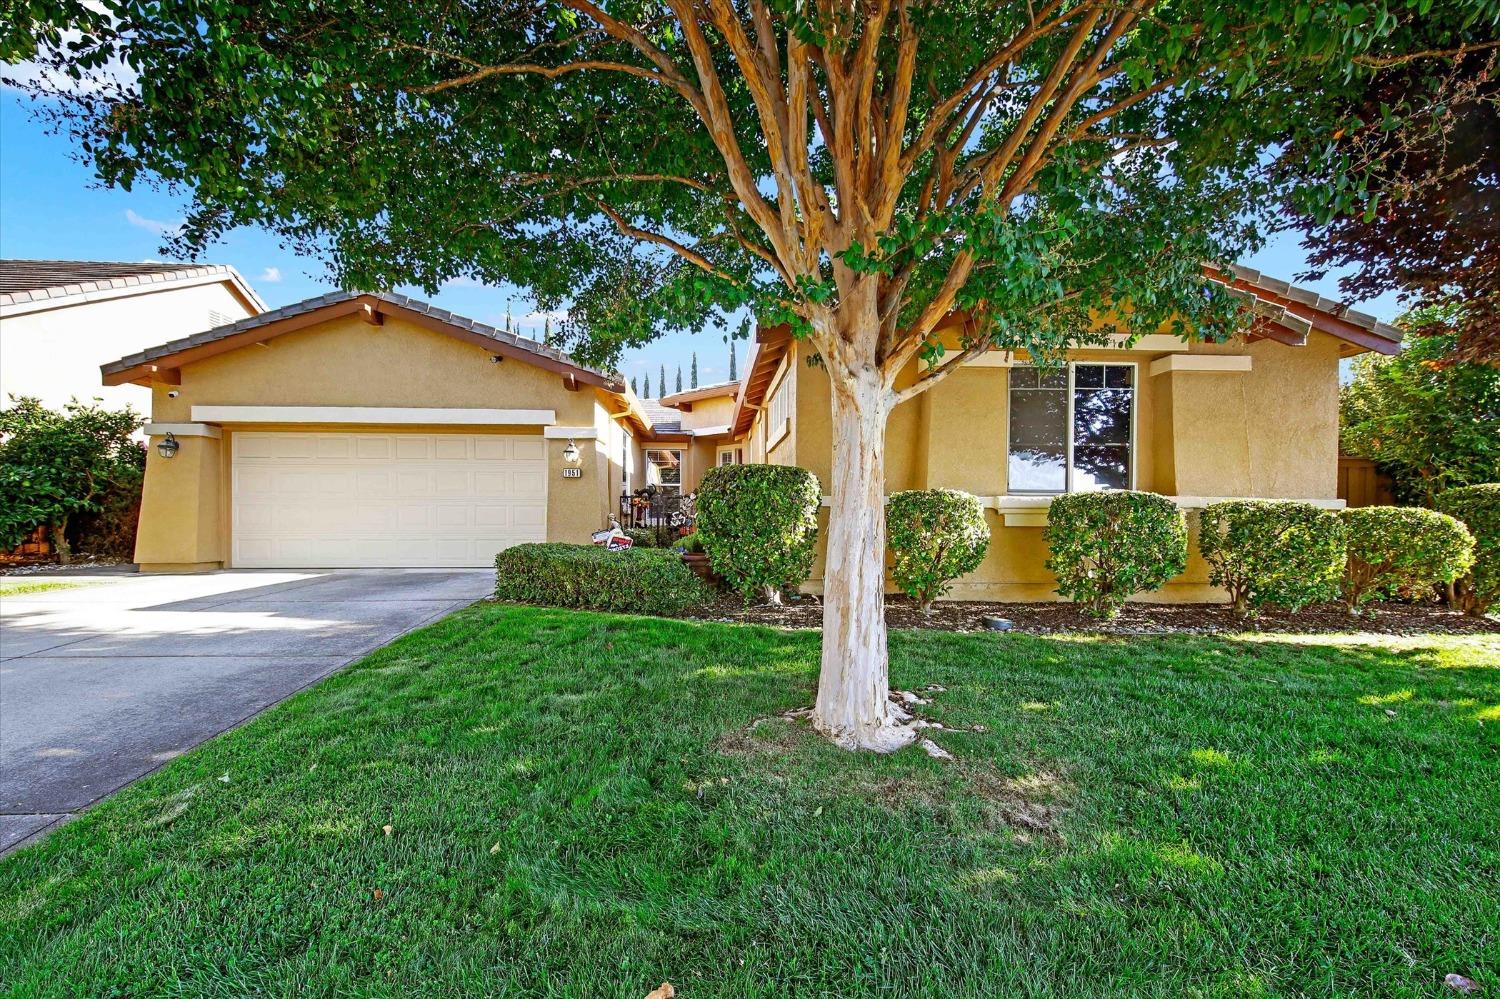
left=630, top=376, right=639, bottom=396
left=675, top=365, right=684, bottom=393
left=1281, top=38, right=1499, bottom=365
left=1340, top=315, right=1500, bottom=506
left=691, top=352, right=699, bottom=388
left=657, top=366, right=666, bottom=400
left=0, top=397, right=144, bottom=564
left=8, top=0, right=1494, bottom=749
left=729, top=342, right=738, bottom=382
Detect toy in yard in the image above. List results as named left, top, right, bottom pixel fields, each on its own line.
left=591, top=516, right=634, bottom=551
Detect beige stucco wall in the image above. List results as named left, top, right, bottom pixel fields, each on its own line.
left=773, top=331, right=1343, bottom=602
left=135, top=312, right=621, bottom=569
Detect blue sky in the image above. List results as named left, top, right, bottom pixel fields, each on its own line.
left=1, top=89, right=1401, bottom=394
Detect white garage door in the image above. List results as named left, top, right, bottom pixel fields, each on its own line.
left=232, top=432, right=548, bottom=567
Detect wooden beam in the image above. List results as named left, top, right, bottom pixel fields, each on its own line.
left=361, top=303, right=383, bottom=326
left=149, top=365, right=181, bottom=385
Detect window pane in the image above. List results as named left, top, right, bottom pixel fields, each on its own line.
left=646, top=449, right=682, bottom=490
left=1073, top=446, right=1130, bottom=491
left=1072, top=362, right=1132, bottom=489
left=1009, top=370, right=1067, bottom=492
left=1009, top=366, right=1038, bottom=388
left=1073, top=388, right=1132, bottom=446
left=1073, top=364, right=1103, bottom=388
left=1037, top=367, right=1067, bottom=389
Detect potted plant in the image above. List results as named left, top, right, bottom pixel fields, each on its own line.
left=675, top=531, right=713, bottom=583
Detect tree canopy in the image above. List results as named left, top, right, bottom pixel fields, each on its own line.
left=9, top=1, right=1494, bottom=374
left=1282, top=36, right=1499, bottom=365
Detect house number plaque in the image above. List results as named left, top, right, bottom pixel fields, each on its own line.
left=561, top=468, right=582, bottom=478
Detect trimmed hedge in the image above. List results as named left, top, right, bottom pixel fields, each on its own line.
left=1339, top=506, right=1475, bottom=613
left=887, top=489, right=990, bottom=612
left=1045, top=491, right=1188, bottom=618
left=622, top=528, right=659, bottom=549
left=495, top=543, right=707, bottom=615
left=1199, top=501, right=1347, bottom=616
left=695, top=464, right=821, bottom=602
left=1435, top=483, right=1500, bottom=615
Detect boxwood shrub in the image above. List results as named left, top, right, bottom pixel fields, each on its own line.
left=1435, top=483, right=1500, bottom=615
left=1339, top=506, right=1475, bottom=613
left=1199, top=500, right=1347, bottom=616
left=695, top=464, right=821, bottom=603
left=887, top=489, right=990, bottom=613
left=1044, top=491, right=1188, bottom=618
left=494, top=543, right=707, bottom=615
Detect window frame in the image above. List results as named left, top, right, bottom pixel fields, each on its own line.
left=1007, top=360, right=1137, bottom=495
left=645, top=447, right=686, bottom=493
left=716, top=445, right=743, bottom=467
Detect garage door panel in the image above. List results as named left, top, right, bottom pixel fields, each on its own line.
left=233, top=432, right=548, bottom=568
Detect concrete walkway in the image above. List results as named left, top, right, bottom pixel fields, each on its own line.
left=0, top=568, right=492, bottom=855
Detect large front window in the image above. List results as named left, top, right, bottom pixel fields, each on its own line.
left=1007, top=362, right=1134, bottom=493
left=645, top=448, right=684, bottom=493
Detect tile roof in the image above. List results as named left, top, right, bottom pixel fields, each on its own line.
left=1220, top=264, right=1403, bottom=348
left=638, top=399, right=684, bottom=434
left=0, top=259, right=262, bottom=309
left=100, top=289, right=620, bottom=388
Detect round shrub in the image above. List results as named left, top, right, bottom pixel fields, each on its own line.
left=1198, top=501, right=1347, bottom=616
left=495, top=543, right=707, bottom=615
left=623, top=528, right=659, bottom=549
left=1339, top=506, right=1475, bottom=613
left=886, top=489, right=990, bottom=613
left=1044, top=491, right=1188, bottom=618
left=695, top=464, right=821, bottom=603
left=1435, top=483, right=1500, bottom=615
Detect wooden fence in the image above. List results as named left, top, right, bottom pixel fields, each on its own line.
left=1337, top=455, right=1396, bottom=508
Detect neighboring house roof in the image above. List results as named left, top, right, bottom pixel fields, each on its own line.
left=0, top=259, right=266, bottom=317
left=659, top=380, right=740, bottom=409
left=100, top=290, right=623, bottom=392
left=638, top=398, right=685, bottom=434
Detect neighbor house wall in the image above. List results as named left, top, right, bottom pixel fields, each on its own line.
left=1, top=280, right=257, bottom=417
left=136, top=312, right=612, bottom=569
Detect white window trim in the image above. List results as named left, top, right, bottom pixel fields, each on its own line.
left=1008, top=360, right=1137, bottom=495
left=645, top=447, right=686, bottom=493
left=716, top=445, right=743, bottom=467
left=765, top=365, right=793, bottom=451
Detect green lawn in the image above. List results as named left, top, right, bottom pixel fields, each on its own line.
left=2, top=606, right=1496, bottom=998
left=0, top=579, right=84, bottom=597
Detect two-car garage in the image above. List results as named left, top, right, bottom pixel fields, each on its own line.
left=231, top=432, right=549, bottom=568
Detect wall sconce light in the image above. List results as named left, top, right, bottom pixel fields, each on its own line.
left=156, top=433, right=180, bottom=459
left=562, top=439, right=582, bottom=465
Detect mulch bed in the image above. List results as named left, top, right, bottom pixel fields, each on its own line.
left=682, top=593, right=1499, bottom=637
left=0, top=556, right=133, bottom=576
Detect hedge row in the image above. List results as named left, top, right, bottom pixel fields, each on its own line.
left=495, top=544, right=708, bottom=616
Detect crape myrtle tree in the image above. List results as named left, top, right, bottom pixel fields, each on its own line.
left=7, top=0, right=1495, bottom=750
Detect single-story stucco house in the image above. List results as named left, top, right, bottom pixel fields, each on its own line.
left=106, top=265, right=1401, bottom=601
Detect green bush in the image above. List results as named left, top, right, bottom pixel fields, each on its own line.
left=1044, top=491, right=1188, bottom=618
left=1199, top=501, right=1347, bottom=616
left=695, top=464, right=821, bottom=603
left=675, top=531, right=704, bottom=554
left=494, top=543, right=707, bottom=615
left=1339, top=506, right=1475, bottom=613
left=1435, top=483, right=1500, bottom=615
left=623, top=528, right=659, bottom=549
left=887, top=490, right=990, bottom=613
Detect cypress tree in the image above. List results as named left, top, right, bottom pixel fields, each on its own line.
left=729, top=341, right=738, bottom=381
left=658, top=365, right=666, bottom=397
left=675, top=366, right=683, bottom=393
left=691, top=352, right=699, bottom=388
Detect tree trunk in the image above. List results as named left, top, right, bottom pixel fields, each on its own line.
left=51, top=520, right=71, bottom=566
left=813, top=364, right=915, bottom=753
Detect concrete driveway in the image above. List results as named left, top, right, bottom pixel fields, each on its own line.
left=0, top=568, right=492, bottom=854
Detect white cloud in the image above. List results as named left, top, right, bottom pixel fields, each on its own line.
left=256, top=266, right=283, bottom=283
left=524, top=308, right=569, bottom=322
left=125, top=208, right=182, bottom=238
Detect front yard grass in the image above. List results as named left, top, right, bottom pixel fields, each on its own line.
left=0, top=580, right=84, bottom=597
left=1, top=605, right=1496, bottom=998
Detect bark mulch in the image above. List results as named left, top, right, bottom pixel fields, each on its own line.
left=682, top=593, right=1499, bottom=637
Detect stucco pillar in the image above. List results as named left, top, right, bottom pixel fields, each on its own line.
left=135, top=426, right=225, bottom=571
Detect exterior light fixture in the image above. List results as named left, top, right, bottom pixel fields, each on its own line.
left=562, top=439, right=582, bottom=465
left=156, top=433, right=180, bottom=459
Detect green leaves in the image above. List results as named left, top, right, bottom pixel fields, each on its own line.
left=1199, top=501, right=1349, bottom=616
left=0, top=397, right=144, bottom=550
left=694, top=464, right=821, bottom=602
left=1044, top=491, right=1189, bottom=618
left=886, top=490, right=990, bottom=611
